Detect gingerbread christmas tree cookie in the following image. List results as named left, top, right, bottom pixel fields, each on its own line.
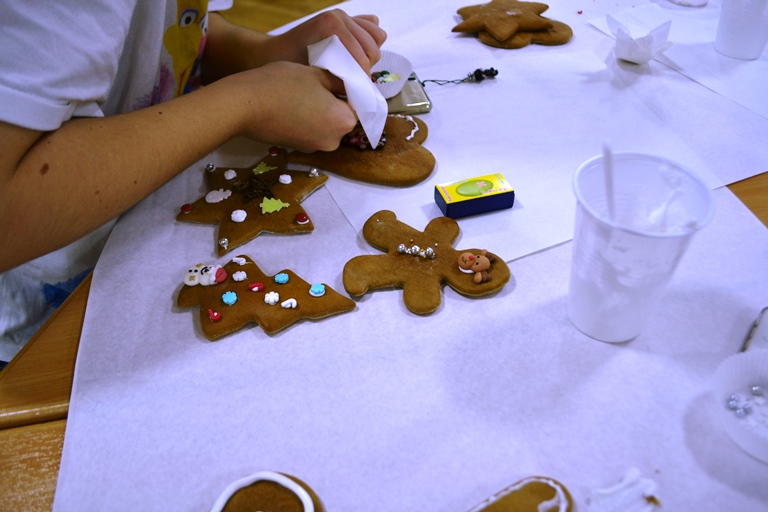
left=177, top=147, right=327, bottom=256
left=287, top=114, right=435, bottom=186
left=343, top=210, right=511, bottom=314
left=177, top=255, right=355, bottom=339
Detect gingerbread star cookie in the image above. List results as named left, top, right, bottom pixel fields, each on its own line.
left=177, top=147, right=327, bottom=256
left=453, top=0, right=552, bottom=41
left=177, top=255, right=355, bottom=339
left=287, top=114, right=435, bottom=186
left=467, top=476, right=573, bottom=512
left=212, top=471, right=324, bottom=512
left=478, top=19, right=573, bottom=48
left=453, top=0, right=572, bottom=49
left=343, top=210, right=510, bottom=315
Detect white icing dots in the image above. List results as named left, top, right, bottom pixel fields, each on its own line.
left=206, top=189, right=232, bottom=203
left=279, top=174, right=292, bottom=184
left=231, top=209, right=247, bottom=222
left=232, top=271, right=247, bottom=282
left=224, top=169, right=237, bottom=180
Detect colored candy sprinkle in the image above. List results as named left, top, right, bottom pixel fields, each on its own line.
left=275, top=273, right=289, bottom=284
left=222, top=291, right=238, bottom=306
left=296, top=212, right=309, bottom=225
left=249, top=282, right=265, bottom=292
left=180, top=203, right=193, bottom=214
left=208, top=309, right=222, bottom=322
left=309, top=283, right=326, bottom=297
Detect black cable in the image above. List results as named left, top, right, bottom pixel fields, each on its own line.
left=417, top=67, right=499, bottom=86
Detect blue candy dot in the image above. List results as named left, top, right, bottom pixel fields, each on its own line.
left=222, top=291, right=238, bottom=306
left=274, top=273, right=289, bottom=284
left=309, top=283, right=326, bottom=297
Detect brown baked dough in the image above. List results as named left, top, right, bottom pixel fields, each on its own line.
left=176, top=148, right=328, bottom=256
left=343, top=210, right=510, bottom=314
left=177, top=255, right=355, bottom=339
left=287, top=115, right=435, bottom=186
left=453, top=0, right=553, bottom=42
left=478, top=19, right=573, bottom=48
left=468, top=476, right=574, bottom=512
left=220, top=473, right=324, bottom=512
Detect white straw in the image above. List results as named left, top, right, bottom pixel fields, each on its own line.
left=603, top=141, right=616, bottom=221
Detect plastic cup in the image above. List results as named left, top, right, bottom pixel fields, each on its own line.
left=567, top=153, right=714, bottom=343
left=715, top=0, right=768, bottom=60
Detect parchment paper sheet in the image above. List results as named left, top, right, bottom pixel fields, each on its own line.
left=54, top=1, right=768, bottom=510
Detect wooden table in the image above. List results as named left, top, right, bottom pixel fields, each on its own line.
left=1, top=174, right=765, bottom=510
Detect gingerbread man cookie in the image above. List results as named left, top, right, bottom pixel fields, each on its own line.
left=211, top=471, right=324, bottom=512
left=177, top=147, right=328, bottom=256
left=287, top=115, right=435, bottom=186
left=343, top=210, right=510, bottom=314
left=177, top=255, right=355, bottom=339
left=467, top=476, right=574, bottom=512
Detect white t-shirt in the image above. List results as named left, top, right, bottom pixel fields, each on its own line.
left=0, top=0, right=211, bottom=361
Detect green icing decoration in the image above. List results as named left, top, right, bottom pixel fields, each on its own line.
left=252, top=162, right=277, bottom=175
left=260, top=197, right=290, bottom=214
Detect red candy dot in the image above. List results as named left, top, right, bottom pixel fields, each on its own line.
left=249, top=282, right=265, bottom=292
left=296, top=213, right=310, bottom=225
left=180, top=203, right=193, bottom=214
left=208, top=309, right=222, bottom=322
left=268, top=146, right=280, bottom=156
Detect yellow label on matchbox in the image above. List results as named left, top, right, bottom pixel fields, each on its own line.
left=434, top=173, right=515, bottom=219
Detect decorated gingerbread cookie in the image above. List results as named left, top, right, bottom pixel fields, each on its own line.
left=211, top=471, right=324, bottom=512
left=177, top=255, right=355, bottom=339
left=343, top=210, right=510, bottom=314
left=177, top=147, right=327, bottom=256
left=453, top=0, right=572, bottom=49
left=467, top=476, right=574, bottom=512
left=287, top=114, right=435, bottom=186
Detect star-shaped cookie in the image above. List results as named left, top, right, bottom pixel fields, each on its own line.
left=343, top=210, right=511, bottom=314
left=177, top=255, right=356, bottom=339
left=287, top=114, right=435, bottom=186
left=478, top=18, right=573, bottom=48
left=177, top=148, right=327, bottom=256
left=453, top=0, right=553, bottom=42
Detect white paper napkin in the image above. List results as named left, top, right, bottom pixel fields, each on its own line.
left=607, top=15, right=672, bottom=64
left=308, top=35, right=387, bottom=147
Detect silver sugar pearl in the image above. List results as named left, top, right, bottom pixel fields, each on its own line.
left=398, top=244, right=407, bottom=254
left=410, top=245, right=420, bottom=254
left=205, top=162, right=216, bottom=172
left=309, top=168, right=319, bottom=177
left=219, top=238, right=229, bottom=249
left=424, top=247, right=435, bottom=259
left=751, top=385, right=764, bottom=397
left=735, top=407, right=749, bottom=418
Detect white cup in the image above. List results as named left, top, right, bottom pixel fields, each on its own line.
left=567, top=153, right=714, bottom=343
left=715, top=0, right=768, bottom=60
